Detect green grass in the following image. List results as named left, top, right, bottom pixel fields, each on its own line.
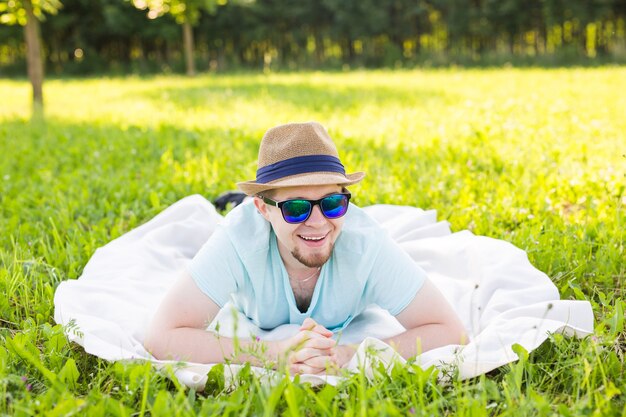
left=1, top=68, right=625, bottom=416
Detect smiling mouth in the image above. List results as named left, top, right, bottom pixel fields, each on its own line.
left=299, top=235, right=325, bottom=241
left=298, top=233, right=328, bottom=245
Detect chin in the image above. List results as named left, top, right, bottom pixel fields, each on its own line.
left=292, top=246, right=333, bottom=268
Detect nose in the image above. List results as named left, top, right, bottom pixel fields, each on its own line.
left=304, top=204, right=326, bottom=226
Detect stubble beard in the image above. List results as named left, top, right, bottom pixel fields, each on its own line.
left=291, top=242, right=334, bottom=268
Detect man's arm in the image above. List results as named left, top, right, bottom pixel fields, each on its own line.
left=384, top=278, right=467, bottom=358
left=328, top=279, right=467, bottom=366
left=143, top=271, right=335, bottom=367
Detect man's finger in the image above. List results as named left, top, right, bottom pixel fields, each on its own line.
left=300, top=318, right=317, bottom=331
left=301, top=335, right=336, bottom=350
left=311, top=324, right=333, bottom=337
left=290, top=362, right=326, bottom=375
left=299, top=354, right=337, bottom=369
left=290, top=329, right=321, bottom=346
left=300, top=320, right=333, bottom=338
left=290, top=330, right=335, bottom=348
left=291, top=347, right=332, bottom=363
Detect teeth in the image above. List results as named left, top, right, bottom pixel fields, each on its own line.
left=301, top=235, right=324, bottom=241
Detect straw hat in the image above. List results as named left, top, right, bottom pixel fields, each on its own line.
left=237, top=122, right=365, bottom=195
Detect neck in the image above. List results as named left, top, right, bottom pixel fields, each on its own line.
left=275, top=236, right=317, bottom=273
left=289, top=266, right=320, bottom=283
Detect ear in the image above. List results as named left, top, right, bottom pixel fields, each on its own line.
left=253, top=196, right=271, bottom=221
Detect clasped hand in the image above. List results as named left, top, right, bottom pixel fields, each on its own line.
left=278, top=318, right=355, bottom=375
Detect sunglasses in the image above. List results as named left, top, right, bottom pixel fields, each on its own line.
left=261, top=192, right=351, bottom=224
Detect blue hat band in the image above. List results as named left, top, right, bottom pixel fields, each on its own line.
left=256, top=155, right=346, bottom=184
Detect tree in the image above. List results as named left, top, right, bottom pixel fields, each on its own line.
left=0, top=0, right=61, bottom=118
left=131, top=0, right=227, bottom=75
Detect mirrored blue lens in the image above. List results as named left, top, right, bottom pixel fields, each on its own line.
left=282, top=200, right=312, bottom=223
left=320, top=194, right=349, bottom=218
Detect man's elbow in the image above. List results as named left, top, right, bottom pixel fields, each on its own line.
left=143, top=325, right=168, bottom=360
left=450, top=320, right=468, bottom=346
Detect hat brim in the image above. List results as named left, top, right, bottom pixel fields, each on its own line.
left=237, top=171, right=365, bottom=195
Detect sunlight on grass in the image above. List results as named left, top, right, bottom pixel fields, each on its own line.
left=0, top=68, right=624, bottom=415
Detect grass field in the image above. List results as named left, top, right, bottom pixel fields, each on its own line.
left=1, top=68, right=625, bottom=415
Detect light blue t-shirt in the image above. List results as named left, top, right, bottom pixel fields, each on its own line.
left=188, top=200, right=426, bottom=332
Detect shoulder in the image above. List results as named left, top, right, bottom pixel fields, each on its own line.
left=219, top=199, right=271, bottom=256
left=334, top=203, right=388, bottom=256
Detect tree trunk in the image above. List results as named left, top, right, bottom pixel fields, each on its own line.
left=313, top=31, right=324, bottom=66
left=182, top=20, right=196, bottom=76
left=23, top=0, right=44, bottom=118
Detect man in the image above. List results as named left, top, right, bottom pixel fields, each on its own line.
left=144, top=122, right=466, bottom=375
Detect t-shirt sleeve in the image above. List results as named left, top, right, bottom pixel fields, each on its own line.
left=187, top=226, right=243, bottom=307
left=363, top=234, right=427, bottom=316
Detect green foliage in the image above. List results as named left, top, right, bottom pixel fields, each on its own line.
left=2, top=0, right=626, bottom=74
left=131, top=0, right=227, bottom=24
left=0, top=0, right=62, bottom=26
left=0, top=69, right=625, bottom=415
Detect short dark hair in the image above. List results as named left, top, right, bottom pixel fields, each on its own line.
left=256, top=189, right=276, bottom=199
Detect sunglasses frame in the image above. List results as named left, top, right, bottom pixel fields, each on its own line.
left=261, top=191, right=352, bottom=224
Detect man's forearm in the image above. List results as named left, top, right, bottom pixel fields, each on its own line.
left=145, top=327, right=282, bottom=367
left=383, top=323, right=466, bottom=359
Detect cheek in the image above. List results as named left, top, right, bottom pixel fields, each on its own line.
left=266, top=206, right=286, bottom=225
left=271, top=218, right=298, bottom=240
left=329, top=219, right=344, bottom=237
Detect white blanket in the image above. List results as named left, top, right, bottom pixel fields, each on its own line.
left=53, top=195, right=594, bottom=389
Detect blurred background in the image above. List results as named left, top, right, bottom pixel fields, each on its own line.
left=2, top=0, right=625, bottom=78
